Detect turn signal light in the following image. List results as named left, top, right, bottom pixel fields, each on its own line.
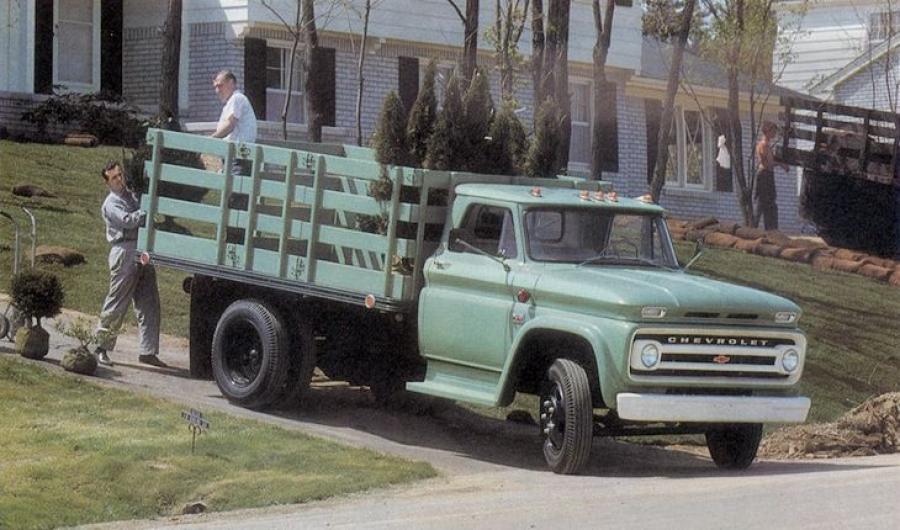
left=364, top=294, right=376, bottom=309
left=139, top=252, right=151, bottom=266
left=517, top=289, right=531, bottom=303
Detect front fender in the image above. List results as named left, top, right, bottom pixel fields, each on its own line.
left=497, top=315, right=633, bottom=406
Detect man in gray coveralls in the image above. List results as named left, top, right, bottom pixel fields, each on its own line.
left=94, top=161, right=165, bottom=367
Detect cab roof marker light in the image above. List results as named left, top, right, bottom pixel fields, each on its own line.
left=593, top=191, right=605, bottom=201
left=641, top=306, right=667, bottom=318
left=530, top=186, right=542, bottom=197
left=635, top=194, right=654, bottom=203
left=579, top=190, right=591, bottom=201
left=608, top=191, right=618, bottom=202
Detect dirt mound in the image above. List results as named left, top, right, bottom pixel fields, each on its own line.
left=760, top=393, right=900, bottom=459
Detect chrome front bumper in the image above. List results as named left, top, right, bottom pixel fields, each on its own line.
left=616, top=393, right=811, bottom=423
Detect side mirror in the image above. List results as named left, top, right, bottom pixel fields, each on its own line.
left=683, top=237, right=705, bottom=270
left=448, top=228, right=473, bottom=253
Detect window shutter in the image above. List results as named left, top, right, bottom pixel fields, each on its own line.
left=713, top=107, right=734, bottom=192
left=596, top=80, right=619, bottom=173
left=100, top=0, right=123, bottom=95
left=34, top=0, right=53, bottom=94
left=319, top=47, right=336, bottom=127
left=645, top=99, right=662, bottom=184
left=243, top=38, right=267, bottom=120
left=398, top=56, right=420, bottom=113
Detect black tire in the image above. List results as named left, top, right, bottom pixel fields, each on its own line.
left=211, top=299, right=290, bottom=409
left=539, top=359, right=594, bottom=474
left=271, top=318, right=317, bottom=408
left=706, top=424, right=763, bottom=470
left=0, top=314, right=9, bottom=341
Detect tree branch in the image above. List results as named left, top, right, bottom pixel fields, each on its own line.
left=446, top=0, right=467, bottom=24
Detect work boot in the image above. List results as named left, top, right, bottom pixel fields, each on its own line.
left=138, top=354, right=168, bottom=368
left=95, top=348, right=113, bottom=366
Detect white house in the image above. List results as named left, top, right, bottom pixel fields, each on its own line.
left=1, top=0, right=806, bottom=232
left=776, top=0, right=900, bottom=111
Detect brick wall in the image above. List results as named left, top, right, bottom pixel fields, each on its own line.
left=122, top=27, right=163, bottom=109
left=0, top=92, right=44, bottom=138
left=185, top=22, right=244, bottom=122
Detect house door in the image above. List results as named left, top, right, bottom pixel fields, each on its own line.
left=53, top=0, right=101, bottom=92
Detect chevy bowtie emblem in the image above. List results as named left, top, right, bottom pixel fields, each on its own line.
left=712, top=355, right=731, bottom=364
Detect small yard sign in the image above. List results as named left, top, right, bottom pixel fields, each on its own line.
left=181, top=408, right=210, bottom=454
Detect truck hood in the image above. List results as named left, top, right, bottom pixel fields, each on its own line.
left=533, top=266, right=800, bottom=322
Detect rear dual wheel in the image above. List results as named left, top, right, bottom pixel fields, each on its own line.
left=211, top=299, right=314, bottom=409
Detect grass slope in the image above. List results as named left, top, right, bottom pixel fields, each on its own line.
left=0, top=357, right=435, bottom=530
left=0, top=141, right=191, bottom=336
left=1, top=140, right=898, bottom=422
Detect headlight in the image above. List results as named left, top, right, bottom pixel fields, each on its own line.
left=782, top=349, right=800, bottom=373
left=641, top=344, right=661, bottom=368
left=775, top=311, right=799, bottom=324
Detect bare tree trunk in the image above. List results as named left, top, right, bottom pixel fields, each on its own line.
left=159, top=0, right=182, bottom=131
left=724, top=0, right=754, bottom=225
left=531, top=0, right=545, bottom=111
left=494, top=0, right=530, bottom=102
left=547, top=0, right=571, bottom=171
left=463, top=0, right=480, bottom=84
left=649, top=0, right=697, bottom=202
left=590, top=0, right=615, bottom=180
left=356, top=0, right=372, bottom=146
left=281, top=3, right=302, bottom=141
left=302, top=0, right=324, bottom=143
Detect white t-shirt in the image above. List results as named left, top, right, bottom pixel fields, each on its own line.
left=218, top=90, right=258, bottom=143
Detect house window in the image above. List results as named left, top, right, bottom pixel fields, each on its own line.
left=54, top=0, right=100, bottom=91
left=265, top=46, right=306, bottom=124
left=665, top=107, right=714, bottom=190
left=569, top=81, right=592, bottom=167
left=869, top=11, right=900, bottom=41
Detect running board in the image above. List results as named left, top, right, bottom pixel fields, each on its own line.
left=405, top=359, right=500, bottom=406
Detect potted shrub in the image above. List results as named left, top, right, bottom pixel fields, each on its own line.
left=10, top=270, right=64, bottom=359
left=56, top=317, right=110, bottom=375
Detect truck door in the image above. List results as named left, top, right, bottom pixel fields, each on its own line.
left=419, top=204, right=518, bottom=371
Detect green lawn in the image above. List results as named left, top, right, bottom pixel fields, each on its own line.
left=2, top=139, right=899, bottom=424
left=0, top=357, right=435, bottom=530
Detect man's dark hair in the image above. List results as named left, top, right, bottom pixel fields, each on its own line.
left=216, top=69, right=237, bottom=84
left=101, top=160, right=121, bottom=181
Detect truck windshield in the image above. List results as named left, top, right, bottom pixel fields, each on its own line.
left=524, top=208, right=677, bottom=268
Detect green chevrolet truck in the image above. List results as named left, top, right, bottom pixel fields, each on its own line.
left=139, top=129, right=810, bottom=474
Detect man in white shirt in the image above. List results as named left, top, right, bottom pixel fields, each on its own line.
left=212, top=69, right=257, bottom=145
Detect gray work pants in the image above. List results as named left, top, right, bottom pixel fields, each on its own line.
left=97, top=241, right=160, bottom=356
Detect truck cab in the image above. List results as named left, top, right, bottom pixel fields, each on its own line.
left=411, top=184, right=810, bottom=474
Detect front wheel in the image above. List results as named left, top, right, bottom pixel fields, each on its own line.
left=539, top=359, right=594, bottom=474
left=706, top=424, right=763, bottom=469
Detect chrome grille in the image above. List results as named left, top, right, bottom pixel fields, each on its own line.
left=629, top=329, right=805, bottom=384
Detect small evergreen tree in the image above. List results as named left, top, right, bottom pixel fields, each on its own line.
left=407, top=60, right=438, bottom=167
left=424, top=73, right=465, bottom=170
left=525, top=98, right=563, bottom=178
left=461, top=68, right=495, bottom=171
left=486, top=101, right=529, bottom=175
left=373, top=91, right=410, bottom=166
